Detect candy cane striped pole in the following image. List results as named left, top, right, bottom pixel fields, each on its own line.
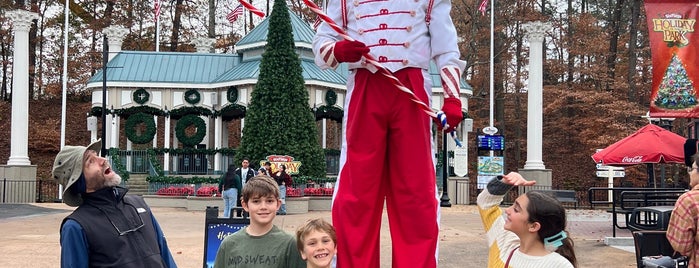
left=238, top=0, right=265, bottom=18
left=304, top=0, right=462, bottom=147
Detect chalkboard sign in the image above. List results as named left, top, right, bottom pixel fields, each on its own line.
left=477, top=135, right=505, bottom=151
left=203, top=215, right=249, bottom=268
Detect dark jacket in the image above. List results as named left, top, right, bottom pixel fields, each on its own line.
left=218, top=170, right=242, bottom=193
left=235, top=167, right=256, bottom=185
left=61, top=187, right=166, bottom=268
left=273, top=171, right=293, bottom=187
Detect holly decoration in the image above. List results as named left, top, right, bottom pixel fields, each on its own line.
left=125, top=112, right=156, bottom=144
left=176, top=114, right=206, bottom=147
left=653, top=54, right=696, bottom=110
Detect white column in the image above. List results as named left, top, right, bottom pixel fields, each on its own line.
left=7, top=10, right=39, bottom=166
left=193, top=37, right=216, bottom=53
left=164, top=114, right=171, bottom=173
left=522, top=21, right=552, bottom=170
left=214, top=116, right=222, bottom=173
left=126, top=140, right=133, bottom=171
left=153, top=115, right=158, bottom=148
left=111, top=115, right=120, bottom=149
left=104, top=26, right=128, bottom=61
left=322, top=119, right=327, bottom=148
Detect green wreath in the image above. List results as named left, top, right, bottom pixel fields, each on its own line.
left=133, top=88, right=150, bottom=105
left=185, top=89, right=201, bottom=105
left=325, top=90, right=337, bottom=106
left=125, top=112, right=156, bottom=144
left=176, top=114, right=206, bottom=147
left=227, top=86, right=238, bottom=103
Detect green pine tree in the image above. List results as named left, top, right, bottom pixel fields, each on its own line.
left=236, top=0, right=326, bottom=177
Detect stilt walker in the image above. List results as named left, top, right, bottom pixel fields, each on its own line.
left=310, top=0, right=465, bottom=267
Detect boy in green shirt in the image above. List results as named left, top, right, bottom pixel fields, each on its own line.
left=214, top=175, right=306, bottom=268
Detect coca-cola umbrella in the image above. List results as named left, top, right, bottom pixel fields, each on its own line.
left=591, top=123, right=686, bottom=186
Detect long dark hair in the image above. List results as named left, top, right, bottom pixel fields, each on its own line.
left=526, top=191, right=577, bottom=267
left=225, top=164, right=237, bottom=183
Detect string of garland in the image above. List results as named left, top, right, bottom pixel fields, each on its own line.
left=175, top=114, right=207, bottom=147
left=147, top=149, right=164, bottom=177
left=108, top=148, right=130, bottom=181
left=295, top=176, right=338, bottom=185
left=125, top=112, right=156, bottom=144
left=152, top=147, right=237, bottom=155
left=314, top=105, right=343, bottom=122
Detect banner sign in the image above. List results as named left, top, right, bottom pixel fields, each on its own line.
left=453, top=147, right=468, bottom=177
left=645, top=0, right=698, bottom=117
left=259, top=155, right=302, bottom=175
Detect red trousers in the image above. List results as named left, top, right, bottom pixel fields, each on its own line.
left=333, top=68, right=439, bottom=268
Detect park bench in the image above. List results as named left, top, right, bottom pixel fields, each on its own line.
left=536, top=189, right=579, bottom=209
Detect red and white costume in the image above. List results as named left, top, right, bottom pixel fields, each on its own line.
left=312, top=0, right=465, bottom=267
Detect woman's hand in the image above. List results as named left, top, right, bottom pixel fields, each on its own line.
left=501, top=172, right=537, bottom=187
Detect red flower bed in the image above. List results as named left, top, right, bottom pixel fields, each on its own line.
left=155, top=185, right=221, bottom=197
left=196, top=186, right=219, bottom=197
left=286, top=187, right=303, bottom=197
left=303, top=187, right=334, bottom=196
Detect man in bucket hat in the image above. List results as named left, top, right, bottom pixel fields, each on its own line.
left=53, top=140, right=177, bottom=267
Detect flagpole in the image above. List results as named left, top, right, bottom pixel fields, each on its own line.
left=61, top=0, right=69, bottom=149
left=489, top=0, right=494, bottom=133
left=60, top=0, right=69, bottom=200
left=155, top=0, right=160, bottom=52
left=156, top=20, right=159, bottom=52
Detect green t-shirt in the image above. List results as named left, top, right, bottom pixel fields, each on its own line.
left=213, top=225, right=306, bottom=268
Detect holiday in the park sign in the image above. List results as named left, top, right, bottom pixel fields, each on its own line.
left=646, top=0, right=698, bottom=117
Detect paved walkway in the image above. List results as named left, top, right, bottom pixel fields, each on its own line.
left=0, top=203, right=637, bottom=267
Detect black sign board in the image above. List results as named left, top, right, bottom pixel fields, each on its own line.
left=203, top=208, right=249, bottom=268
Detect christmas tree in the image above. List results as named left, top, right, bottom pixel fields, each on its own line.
left=653, top=54, right=696, bottom=110
left=236, top=0, right=326, bottom=177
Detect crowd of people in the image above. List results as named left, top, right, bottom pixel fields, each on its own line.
left=53, top=139, right=583, bottom=268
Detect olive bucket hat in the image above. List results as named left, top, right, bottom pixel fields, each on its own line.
left=52, top=140, right=102, bottom=207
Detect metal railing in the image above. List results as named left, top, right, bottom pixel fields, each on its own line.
left=115, top=150, right=149, bottom=174
left=1, top=179, right=60, bottom=203
left=587, top=187, right=686, bottom=237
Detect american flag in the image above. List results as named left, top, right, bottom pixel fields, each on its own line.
left=478, top=0, right=489, bottom=16
left=313, top=16, right=322, bottom=30
left=227, top=4, right=244, bottom=23
left=154, top=0, right=161, bottom=21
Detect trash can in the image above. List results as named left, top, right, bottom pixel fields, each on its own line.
left=628, top=206, right=674, bottom=231
left=206, top=206, right=219, bottom=219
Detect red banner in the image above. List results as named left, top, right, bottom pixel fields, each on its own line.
left=645, top=0, right=698, bottom=118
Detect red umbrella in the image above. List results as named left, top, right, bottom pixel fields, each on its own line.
left=591, top=124, right=686, bottom=165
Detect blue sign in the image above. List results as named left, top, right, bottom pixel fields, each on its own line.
left=203, top=218, right=249, bottom=268
left=477, top=135, right=505, bottom=151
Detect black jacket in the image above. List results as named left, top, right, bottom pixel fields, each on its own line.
left=61, top=187, right=166, bottom=268
left=235, top=167, right=256, bottom=185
